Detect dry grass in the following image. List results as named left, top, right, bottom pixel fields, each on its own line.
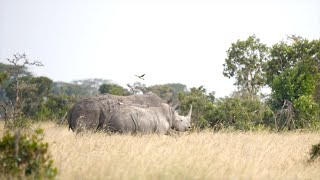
left=1, top=122, right=320, bottom=180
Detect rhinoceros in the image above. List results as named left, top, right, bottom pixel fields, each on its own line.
left=106, top=103, right=192, bottom=134
left=67, top=93, right=165, bottom=132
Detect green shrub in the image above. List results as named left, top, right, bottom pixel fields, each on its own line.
left=293, top=95, right=320, bottom=129
left=268, top=59, right=320, bottom=130
left=309, top=142, right=320, bottom=162
left=0, top=128, right=57, bottom=179
left=210, top=96, right=274, bottom=131
left=35, top=94, right=74, bottom=121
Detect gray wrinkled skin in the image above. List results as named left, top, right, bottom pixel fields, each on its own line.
left=67, top=93, right=165, bottom=132
left=106, top=103, right=192, bottom=134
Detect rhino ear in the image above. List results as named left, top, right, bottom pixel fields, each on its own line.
left=166, top=98, right=173, bottom=106
left=172, top=104, right=180, bottom=111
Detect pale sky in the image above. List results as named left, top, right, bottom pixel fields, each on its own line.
left=0, top=0, right=319, bottom=97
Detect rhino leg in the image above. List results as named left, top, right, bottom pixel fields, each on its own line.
left=97, top=106, right=106, bottom=131
left=67, top=105, right=76, bottom=132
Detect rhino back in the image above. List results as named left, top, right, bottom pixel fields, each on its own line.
left=95, top=93, right=164, bottom=109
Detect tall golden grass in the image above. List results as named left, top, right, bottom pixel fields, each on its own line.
left=1, top=122, right=320, bottom=179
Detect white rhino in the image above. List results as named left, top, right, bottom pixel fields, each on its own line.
left=106, top=103, right=192, bottom=134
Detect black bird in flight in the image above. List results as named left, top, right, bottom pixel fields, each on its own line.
left=135, top=73, right=145, bottom=80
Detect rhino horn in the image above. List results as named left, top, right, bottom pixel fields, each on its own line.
left=187, top=104, right=192, bottom=120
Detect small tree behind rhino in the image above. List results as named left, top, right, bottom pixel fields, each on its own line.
left=0, top=53, right=43, bottom=128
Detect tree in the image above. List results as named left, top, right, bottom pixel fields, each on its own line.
left=0, top=72, right=8, bottom=99
left=147, top=84, right=174, bottom=102
left=99, top=83, right=130, bottom=96
left=269, top=59, right=319, bottom=130
left=0, top=72, right=7, bottom=84
left=72, top=78, right=111, bottom=96
left=51, top=79, right=111, bottom=98
left=0, top=72, right=8, bottom=120
left=36, top=94, right=75, bottom=121
left=5, top=76, right=53, bottom=117
left=30, top=76, right=53, bottom=96
left=266, top=36, right=320, bottom=86
left=266, top=36, right=320, bottom=130
left=147, top=83, right=188, bottom=104
left=1, top=53, right=43, bottom=127
left=166, top=83, right=187, bottom=93
left=0, top=62, right=31, bottom=101
left=51, top=82, right=88, bottom=98
left=0, top=62, right=31, bottom=79
left=223, top=35, right=268, bottom=97
left=271, top=60, right=318, bottom=103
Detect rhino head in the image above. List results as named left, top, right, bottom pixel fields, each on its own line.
left=172, top=105, right=192, bottom=132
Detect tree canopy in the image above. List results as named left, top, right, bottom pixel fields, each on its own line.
left=99, top=83, right=130, bottom=96
left=223, top=35, right=268, bottom=96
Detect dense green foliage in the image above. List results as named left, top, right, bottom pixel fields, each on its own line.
left=99, top=83, right=130, bottom=96
left=267, top=37, right=320, bottom=130
left=0, top=72, right=7, bottom=84
left=178, top=86, right=273, bottom=130
left=211, top=96, right=274, bottom=130
left=266, top=37, right=320, bottom=86
left=0, top=129, right=57, bottom=179
left=271, top=61, right=318, bottom=103
left=35, top=94, right=75, bottom=121
left=6, top=76, right=53, bottom=117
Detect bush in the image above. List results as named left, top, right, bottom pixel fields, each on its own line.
left=210, top=96, right=274, bottom=131
left=35, top=94, right=75, bottom=121
left=309, top=142, right=320, bottom=162
left=268, top=59, right=320, bottom=130
left=0, top=128, right=57, bottom=179
left=293, top=95, right=319, bottom=129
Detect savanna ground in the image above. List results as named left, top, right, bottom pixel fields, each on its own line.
left=1, top=122, right=320, bottom=180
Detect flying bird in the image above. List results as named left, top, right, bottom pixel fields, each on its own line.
left=135, top=74, right=145, bottom=80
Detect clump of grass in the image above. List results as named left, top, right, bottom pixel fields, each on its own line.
left=309, top=142, right=320, bottom=161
